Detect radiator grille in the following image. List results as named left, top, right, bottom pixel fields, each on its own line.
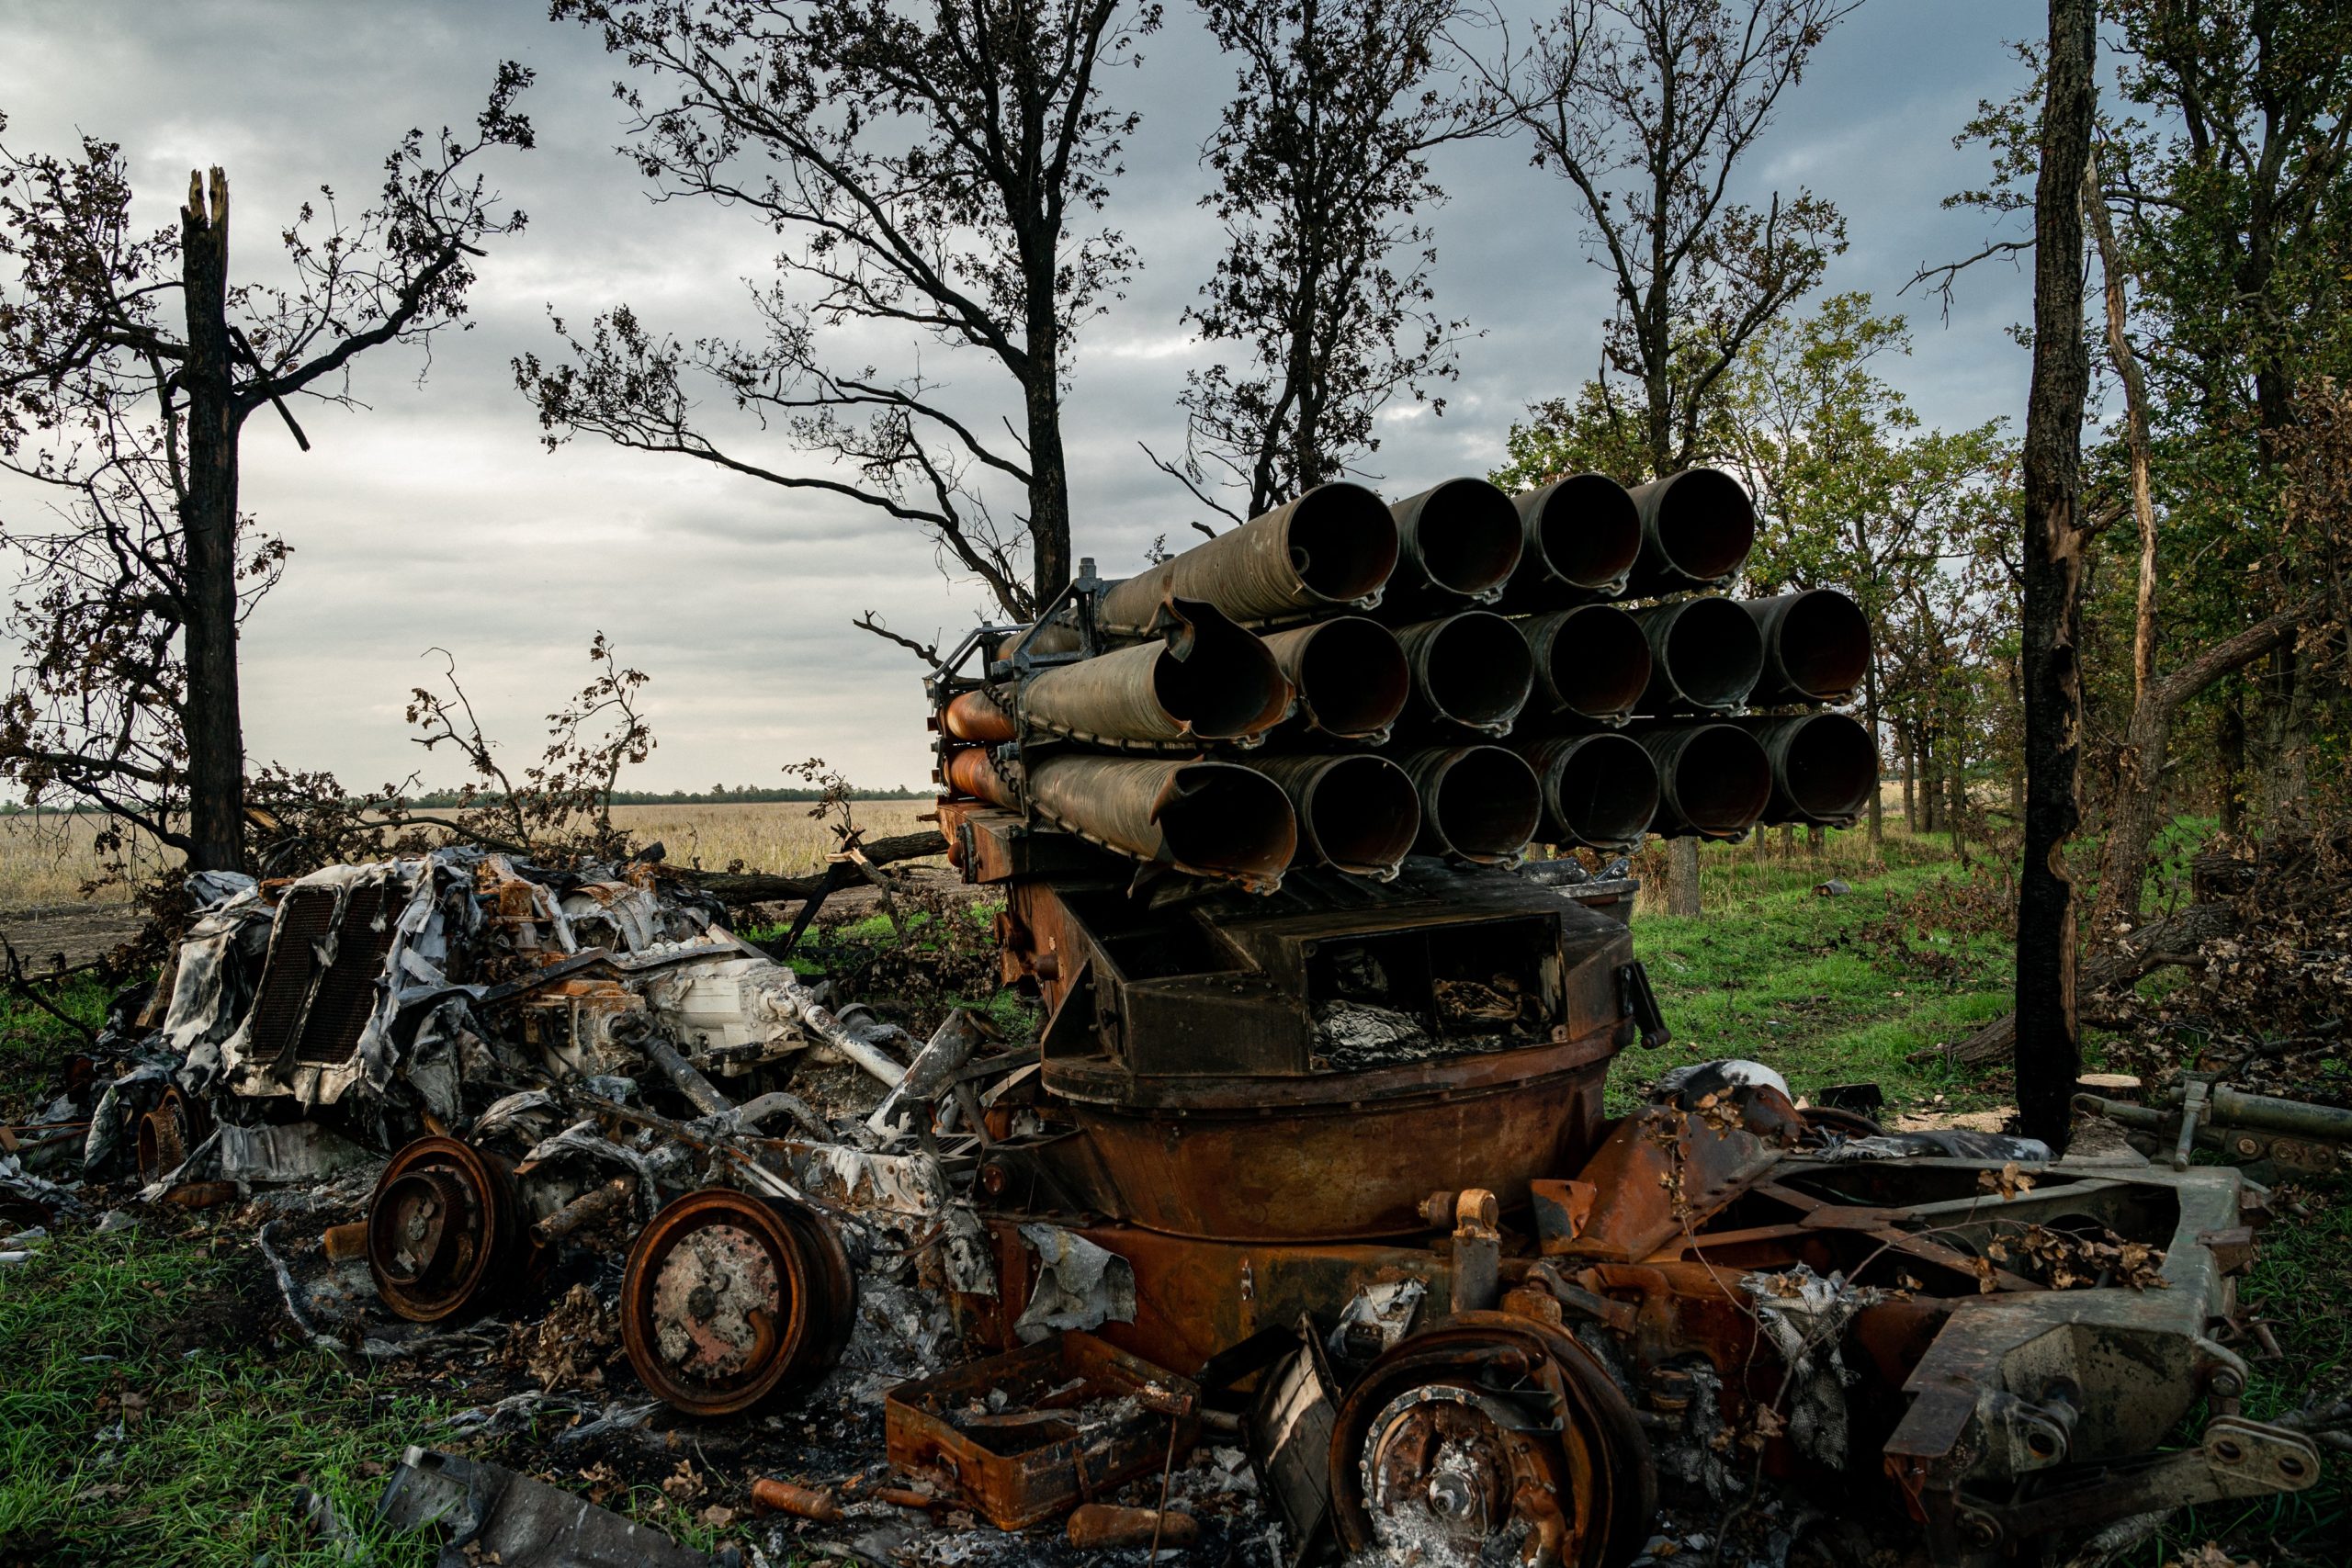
left=246, top=886, right=337, bottom=1067
left=294, top=885, right=399, bottom=1066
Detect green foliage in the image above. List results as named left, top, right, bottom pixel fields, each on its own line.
left=1718, top=293, right=2019, bottom=784
left=1489, top=378, right=1663, bottom=491
left=1944, top=5, right=2352, bottom=837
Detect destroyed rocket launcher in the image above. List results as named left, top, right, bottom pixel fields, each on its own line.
left=925, top=468, right=1878, bottom=892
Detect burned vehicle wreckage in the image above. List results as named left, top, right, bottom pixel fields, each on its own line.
left=24, top=470, right=2320, bottom=1566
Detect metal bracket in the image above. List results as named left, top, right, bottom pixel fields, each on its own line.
left=1618, top=962, right=1671, bottom=1049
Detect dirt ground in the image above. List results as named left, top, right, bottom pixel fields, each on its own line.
left=0, top=902, right=145, bottom=973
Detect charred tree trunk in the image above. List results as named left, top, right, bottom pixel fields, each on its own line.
left=179, top=169, right=246, bottom=874
left=2013, top=0, right=2098, bottom=1151
left=1023, top=297, right=1073, bottom=606
left=1917, top=727, right=1938, bottom=833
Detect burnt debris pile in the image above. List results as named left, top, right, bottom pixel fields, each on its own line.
left=933, top=470, right=1877, bottom=889
left=3, top=472, right=2327, bottom=1568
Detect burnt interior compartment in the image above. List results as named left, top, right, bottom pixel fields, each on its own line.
left=1054, top=889, right=1243, bottom=981
left=1305, top=914, right=1560, bottom=1069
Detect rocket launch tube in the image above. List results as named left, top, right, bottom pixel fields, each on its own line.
left=1385, top=478, right=1524, bottom=607
left=950, top=747, right=1302, bottom=888
left=1636, top=724, right=1772, bottom=840
left=1744, top=589, right=1871, bottom=705
left=1506, top=472, right=1641, bottom=605
left=1522, top=604, right=1653, bottom=723
left=941, top=688, right=1017, bottom=743
left=1018, top=597, right=1292, bottom=747
left=1632, top=595, right=1765, bottom=714
left=1096, top=482, right=1397, bottom=633
left=1516, top=732, right=1659, bottom=848
left=1396, top=612, right=1535, bottom=736
left=1744, top=713, right=1878, bottom=826
left=1400, top=745, right=1543, bottom=865
left=1244, top=752, right=1421, bottom=879
left=1025, top=754, right=1298, bottom=892
left=1257, top=616, right=1409, bottom=740
left=1623, top=468, right=1756, bottom=595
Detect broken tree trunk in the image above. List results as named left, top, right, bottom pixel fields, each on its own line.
left=677, top=829, right=947, bottom=906
left=180, top=169, right=248, bottom=874
left=1911, top=899, right=2240, bottom=1067
left=2090, top=608, right=2307, bottom=936
left=2013, top=0, right=2098, bottom=1152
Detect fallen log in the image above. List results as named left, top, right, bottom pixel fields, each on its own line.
left=670, top=829, right=948, bottom=907
left=1910, top=900, right=2241, bottom=1066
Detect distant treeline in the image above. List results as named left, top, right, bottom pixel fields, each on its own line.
left=0, top=784, right=922, bottom=816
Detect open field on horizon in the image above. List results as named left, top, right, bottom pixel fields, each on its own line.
left=0, top=798, right=944, bottom=909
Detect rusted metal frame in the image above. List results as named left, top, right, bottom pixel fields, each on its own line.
left=884, top=1331, right=1204, bottom=1530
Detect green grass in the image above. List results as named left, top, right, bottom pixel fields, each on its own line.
left=1617, top=833, right=2015, bottom=1112
left=0, top=973, right=112, bottom=1108
left=0, top=1225, right=445, bottom=1568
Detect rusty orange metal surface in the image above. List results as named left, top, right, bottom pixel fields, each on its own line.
left=619, top=1187, right=854, bottom=1417
left=366, top=1135, right=533, bottom=1323
left=1045, top=1033, right=1616, bottom=1242
left=884, top=1331, right=1201, bottom=1530
left=941, top=688, right=1017, bottom=743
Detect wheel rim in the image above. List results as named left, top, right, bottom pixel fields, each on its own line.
left=621, top=1187, right=851, bottom=1416
left=366, top=1136, right=517, bottom=1322
left=1330, top=1314, right=1653, bottom=1568
left=137, top=1087, right=211, bottom=1186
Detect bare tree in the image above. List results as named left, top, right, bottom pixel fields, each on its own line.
left=2014, top=0, right=2097, bottom=1152
left=1152, top=0, right=1494, bottom=524
left=524, top=0, right=1160, bottom=621
left=1475, top=0, right=1855, bottom=478
left=1476, top=0, right=1855, bottom=915
left=0, top=69, right=535, bottom=873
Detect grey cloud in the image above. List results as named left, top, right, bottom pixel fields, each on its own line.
left=3, top=0, right=2042, bottom=795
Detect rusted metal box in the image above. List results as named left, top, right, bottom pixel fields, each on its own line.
left=884, top=1331, right=1200, bottom=1530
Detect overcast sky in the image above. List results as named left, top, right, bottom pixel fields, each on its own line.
left=0, top=0, right=2044, bottom=795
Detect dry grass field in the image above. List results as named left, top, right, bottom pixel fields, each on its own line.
left=0, top=798, right=942, bottom=910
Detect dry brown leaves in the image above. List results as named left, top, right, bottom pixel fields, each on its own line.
left=661, top=1459, right=707, bottom=1504
left=1692, top=1090, right=1744, bottom=1135
left=513, top=1283, right=616, bottom=1391
left=1978, top=1161, right=2036, bottom=1201
left=2098, top=826, right=2352, bottom=1103
left=2163, top=1545, right=2253, bottom=1568
left=1982, top=1224, right=2169, bottom=1292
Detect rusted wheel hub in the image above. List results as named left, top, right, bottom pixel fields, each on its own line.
left=621, top=1187, right=855, bottom=1416
left=366, top=1136, right=522, bottom=1322
left=136, top=1086, right=213, bottom=1187
left=1331, top=1314, right=1654, bottom=1568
